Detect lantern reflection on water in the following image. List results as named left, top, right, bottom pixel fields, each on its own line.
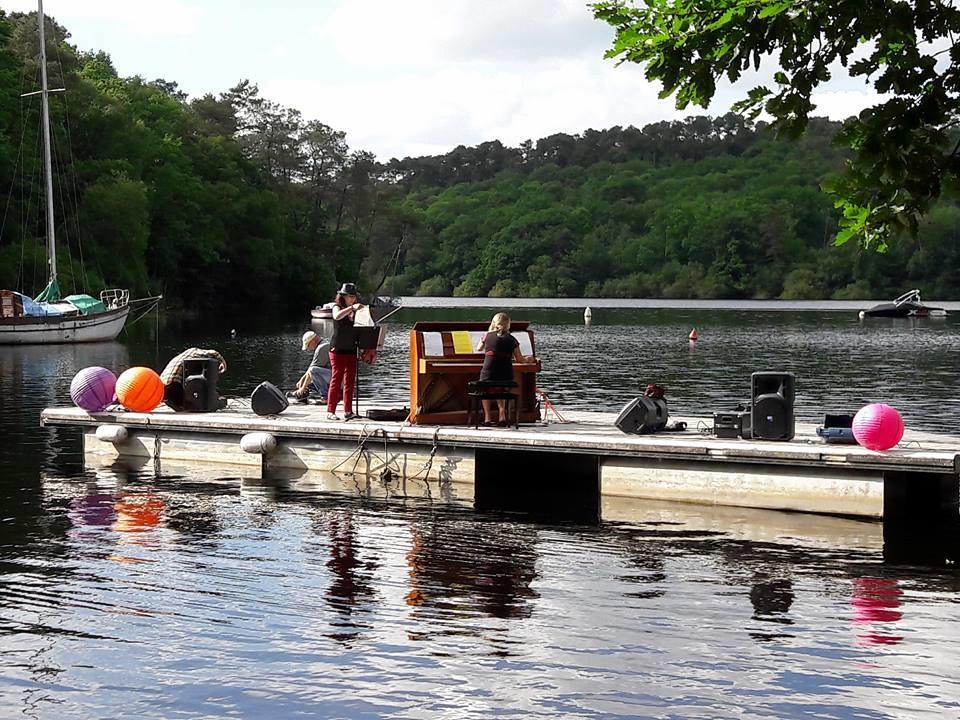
left=852, top=576, right=904, bottom=646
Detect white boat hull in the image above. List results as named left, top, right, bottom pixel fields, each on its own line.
left=0, top=306, right=130, bottom=345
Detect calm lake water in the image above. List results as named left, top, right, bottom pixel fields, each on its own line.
left=2, top=301, right=959, bottom=718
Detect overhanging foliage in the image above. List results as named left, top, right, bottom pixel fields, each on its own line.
left=592, top=0, right=960, bottom=250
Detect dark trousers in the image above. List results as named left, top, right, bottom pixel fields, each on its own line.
left=327, top=351, right=357, bottom=413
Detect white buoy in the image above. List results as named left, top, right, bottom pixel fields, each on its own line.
left=230, top=328, right=237, bottom=338
left=95, top=424, right=128, bottom=444
left=584, top=307, right=592, bottom=326
left=858, top=311, right=865, bottom=320
left=240, top=432, right=277, bottom=455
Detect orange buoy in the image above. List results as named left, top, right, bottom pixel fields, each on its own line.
left=115, top=366, right=164, bottom=412
left=689, top=328, right=698, bottom=341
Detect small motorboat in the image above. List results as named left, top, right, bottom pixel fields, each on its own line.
left=859, top=289, right=947, bottom=319
left=310, top=296, right=401, bottom=335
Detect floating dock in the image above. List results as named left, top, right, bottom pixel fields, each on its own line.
left=41, top=403, right=960, bottom=521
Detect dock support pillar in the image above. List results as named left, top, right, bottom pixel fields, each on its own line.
left=883, top=470, right=958, bottom=525
left=474, top=448, right=600, bottom=522
left=883, top=470, right=960, bottom=562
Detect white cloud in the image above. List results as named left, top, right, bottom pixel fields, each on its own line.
left=265, top=56, right=679, bottom=160
left=810, top=90, right=886, bottom=122
left=5, top=1, right=900, bottom=160
left=285, top=0, right=676, bottom=158
left=5, top=0, right=203, bottom=38
left=316, top=0, right=612, bottom=67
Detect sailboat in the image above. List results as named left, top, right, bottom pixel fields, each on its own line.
left=0, top=1, right=155, bottom=345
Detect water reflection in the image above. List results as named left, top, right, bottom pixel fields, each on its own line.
left=5, top=306, right=960, bottom=717
left=749, top=574, right=795, bottom=641
left=405, top=519, right=538, bottom=620
left=112, top=493, right=165, bottom=534
left=0, top=472, right=956, bottom=717
left=851, top=577, right=904, bottom=646
left=67, top=491, right=117, bottom=528
left=320, top=510, right=378, bottom=645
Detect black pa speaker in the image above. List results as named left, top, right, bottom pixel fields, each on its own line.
left=751, top=371, right=795, bottom=441
left=615, top=395, right=669, bottom=434
left=251, top=381, right=289, bottom=416
left=182, top=358, right=221, bottom=412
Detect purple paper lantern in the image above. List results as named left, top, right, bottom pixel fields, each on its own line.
left=852, top=403, right=904, bottom=451
left=70, top=366, right=117, bottom=412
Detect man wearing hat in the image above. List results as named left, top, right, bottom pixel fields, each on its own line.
left=289, top=330, right=331, bottom=402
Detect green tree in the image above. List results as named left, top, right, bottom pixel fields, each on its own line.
left=592, top=0, right=960, bottom=249
left=79, top=176, right=150, bottom=294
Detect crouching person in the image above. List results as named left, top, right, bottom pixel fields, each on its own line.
left=290, top=330, right=330, bottom=403
left=160, top=347, right=227, bottom=411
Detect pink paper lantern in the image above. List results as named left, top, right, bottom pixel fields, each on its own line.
left=70, top=366, right=117, bottom=412
left=852, top=403, right=904, bottom=451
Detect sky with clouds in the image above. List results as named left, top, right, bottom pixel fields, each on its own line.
left=5, top=0, right=880, bottom=161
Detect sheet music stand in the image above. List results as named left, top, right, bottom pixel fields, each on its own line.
left=353, top=326, right=381, bottom=415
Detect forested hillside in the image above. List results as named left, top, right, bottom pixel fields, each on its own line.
left=0, top=11, right=378, bottom=316
left=2, top=10, right=959, bottom=315
left=382, top=119, right=960, bottom=300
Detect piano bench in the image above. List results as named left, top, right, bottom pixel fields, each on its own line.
left=467, top=381, right=519, bottom=429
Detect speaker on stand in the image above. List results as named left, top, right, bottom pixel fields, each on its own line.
left=750, top=371, right=795, bottom=440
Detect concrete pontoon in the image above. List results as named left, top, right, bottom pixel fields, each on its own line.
left=41, top=402, right=960, bottom=522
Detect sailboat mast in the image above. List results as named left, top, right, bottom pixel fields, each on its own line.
left=37, top=0, right=57, bottom=283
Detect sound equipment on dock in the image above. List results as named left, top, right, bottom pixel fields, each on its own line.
left=365, top=407, right=410, bottom=422
left=616, top=384, right=669, bottom=434
left=182, top=358, right=221, bottom=412
left=816, top=412, right=857, bottom=444
left=713, top=409, right=752, bottom=439
left=251, top=381, right=288, bottom=416
left=751, top=371, right=795, bottom=441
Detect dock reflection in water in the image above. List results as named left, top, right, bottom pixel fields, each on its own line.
left=0, top=462, right=954, bottom=718
left=6, top=307, right=960, bottom=717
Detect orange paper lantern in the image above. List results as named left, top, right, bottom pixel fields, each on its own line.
left=115, top=366, right=164, bottom=412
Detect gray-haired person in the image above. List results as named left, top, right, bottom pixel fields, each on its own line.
left=290, top=330, right=331, bottom=402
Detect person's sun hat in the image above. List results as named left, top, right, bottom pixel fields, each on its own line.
left=301, top=330, right=318, bottom=351
left=337, top=282, right=358, bottom=296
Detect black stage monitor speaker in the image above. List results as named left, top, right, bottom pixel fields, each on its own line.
left=751, top=371, right=795, bottom=441
left=615, top=395, right=669, bottom=435
left=251, top=381, right=289, bottom=416
left=182, top=358, right=221, bottom=412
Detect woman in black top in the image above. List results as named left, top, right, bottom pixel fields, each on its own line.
left=476, top=312, right=527, bottom=426
left=327, top=282, right=365, bottom=420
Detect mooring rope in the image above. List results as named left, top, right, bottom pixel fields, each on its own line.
left=407, top=427, right=440, bottom=488
left=329, top=424, right=378, bottom=474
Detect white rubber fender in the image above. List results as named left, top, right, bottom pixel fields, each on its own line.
left=95, top=424, right=128, bottom=444
left=240, top=432, right=277, bottom=455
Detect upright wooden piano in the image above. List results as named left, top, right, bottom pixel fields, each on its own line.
left=410, top=321, right=542, bottom=425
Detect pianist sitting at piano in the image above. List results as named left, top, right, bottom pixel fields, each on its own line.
left=476, top=312, right=532, bottom=426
